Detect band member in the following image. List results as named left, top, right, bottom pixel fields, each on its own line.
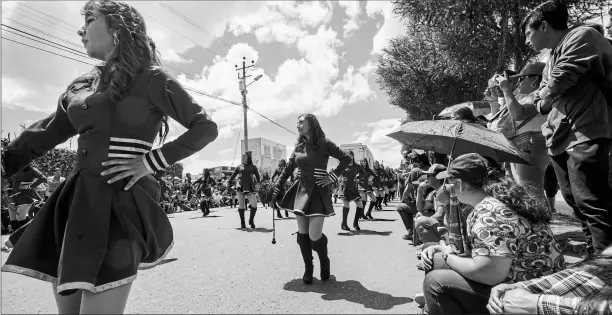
left=227, top=152, right=260, bottom=228
left=271, top=114, right=351, bottom=284
left=195, top=169, right=216, bottom=217
left=271, top=159, right=293, bottom=218
left=368, top=160, right=384, bottom=211
left=0, top=1, right=218, bottom=313
left=359, top=158, right=377, bottom=220
left=7, top=165, right=46, bottom=232
left=339, top=150, right=365, bottom=231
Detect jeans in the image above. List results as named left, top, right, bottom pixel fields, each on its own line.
left=551, top=138, right=612, bottom=253
left=397, top=202, right=417, bottom=233
left=423, top=253, right=492, bottom=315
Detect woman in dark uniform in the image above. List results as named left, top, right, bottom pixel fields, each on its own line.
left=195, top=169, right=216, bottom=217
left=227, top=152, right=260, bottom=228
left=7, top=165, right=46, bottom=232
left=271, top=114, right=350, bottom=284
left=339, top=150, right=365, bottom=231
left=368, top=160, right=383, bottom=211
left=0, top=1, right=218, bottom=313
left=271, top=159, right=293, bottom=218
left=358, top=158, right=377, bottom=220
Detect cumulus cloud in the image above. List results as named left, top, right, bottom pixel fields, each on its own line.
left=366, top=1, right=405, bottom=55
left=338, top=1, right=364, bottom=38
left=353, top=118, right=404, bottom=167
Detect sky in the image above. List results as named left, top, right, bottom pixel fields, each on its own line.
left=1, top=0, right=408, bottom=175
left=2, top=1, right=610, bottom=176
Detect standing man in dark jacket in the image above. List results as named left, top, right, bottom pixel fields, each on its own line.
left=525, top=0, right=612, bottom=255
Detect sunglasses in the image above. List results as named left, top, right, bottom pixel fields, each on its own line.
left=517, top=75, right=541, bottom=83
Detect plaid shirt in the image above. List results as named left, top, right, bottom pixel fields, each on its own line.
left=519, top=268, right=606, bottom=315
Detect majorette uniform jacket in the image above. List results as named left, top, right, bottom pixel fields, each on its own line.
left=9, top=165, right=46, bottom=206
left=273, top=138, right=350, bottom=216
left=1, top=66, right=218, bottom=295
left=339, top=162, right=363, bottom=201
left=358, top=166, right=376, bottom=192
left=227, top=164, right=260, bottom=193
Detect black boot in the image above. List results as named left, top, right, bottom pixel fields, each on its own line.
left=366, top=202, right=375, bottom=219
left=360, top=202, right=369, bottom=220
left=248, top=206, right=257, bottom=228
left=285, top=210, right=289, bottom=218
left=353, top=207, right=362, bottom=231
left=297, top=233, right=313, bottom=284
left=277, top=209, right=283, bottom=219
left=10, top=220, right=19, bottom=233
left=377, top=196, right=383, bottom=210
left=311, top=234, right=330, bottom=281
left=238, top=208, right=247, bottom=228
left=341, top=207, right=350, bottom=231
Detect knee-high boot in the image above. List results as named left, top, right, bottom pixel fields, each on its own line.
left=341, top=207, right=350, bottom=231
left=353, top=207, right=363, bottom=231
left=366, top=202, right=375, bottom=219
left=285, top=210, right=289, bottom=217
left=248, top=205, right=257, bottom=228
left=360, top=201, right=369, bottom=220
left=238, top=208, right=246, bottom=228
left=297, top=233, right=313, bottom=284
left=311, top=234, right=330, bottom=281
left=376, top=196, right=383, bottom=209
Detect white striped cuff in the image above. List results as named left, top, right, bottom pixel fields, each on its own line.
left=142, top=149, right=171, bottom=174
left=328, top=171, right=338, bottom=184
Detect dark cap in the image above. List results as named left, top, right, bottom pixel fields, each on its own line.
left=509, top=62, right=546, bottom=79
left=422, top=163, right=447, bottom=176
left=436, top=153, right=488, bottom=183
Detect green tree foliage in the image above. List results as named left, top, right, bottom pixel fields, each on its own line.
left=378, top=0, right=609, bottom=127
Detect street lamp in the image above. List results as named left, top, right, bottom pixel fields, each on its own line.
left=247, top=74, right=263, bottom=87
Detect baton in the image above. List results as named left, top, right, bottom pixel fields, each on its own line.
left=271, top=200, right=277, bottom=244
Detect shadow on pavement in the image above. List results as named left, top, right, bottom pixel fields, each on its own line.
left=337, top=230, right=392, bottom=236
left=158, top=258, right=178, bottom=266
left=275, top=217, right=297, bottom=220
left=236, top=227, right=274, bottom=233
left=283, top=275, right=412, bottom=310
left=189, top=215, right=222, bottom=219
left=366, top=218, right=397, bottom=222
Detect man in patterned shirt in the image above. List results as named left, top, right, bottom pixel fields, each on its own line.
left=487, top=246, right=612, bottom=315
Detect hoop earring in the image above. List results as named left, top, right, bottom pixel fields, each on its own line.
left=113, top=33, right=119, bottom=45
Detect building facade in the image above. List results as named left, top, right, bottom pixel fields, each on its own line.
left=327, top=143, right=374, bottom=171
left=241, top=138, right=288, bottom=177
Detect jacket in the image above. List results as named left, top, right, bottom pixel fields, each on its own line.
left=535, top=25, right=612, bottom=155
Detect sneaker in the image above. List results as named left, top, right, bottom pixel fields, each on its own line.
left=414, top=293, right=425, bottom=308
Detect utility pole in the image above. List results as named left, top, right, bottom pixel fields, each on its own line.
left=236, top=57, right=255, bottom=153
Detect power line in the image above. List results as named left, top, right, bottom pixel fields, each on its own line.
left=247, top=107, right=297, bottom=135
left=2, top=16, right=83, bottom=49
left=2, top=23, right=90, bottom=59
left=156, top=1, right=232, bottom=49
left=2, top=7, right=78, bottom=39
left=14, top=2, right=77, bottom=33
left=17, top=2, right=79, bottom=29
left=1, top=37, right=94, bottom=66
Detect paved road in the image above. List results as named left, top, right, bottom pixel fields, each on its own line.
left=2, top=200, right=424, bottom=314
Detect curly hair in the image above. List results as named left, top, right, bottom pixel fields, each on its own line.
left=294, top=114, right=326, bottom=153
left=242, top=152, right=253, bottom=165
left=469, top=176, right=551, bottom=224
left=81, top=0, right=169, bottom=143
left=277, top=159, right=286, bottom=168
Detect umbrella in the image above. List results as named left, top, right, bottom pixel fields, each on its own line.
left=386, top=120, right=529, bottom=164
left=439, top=101, right=491, bottom=118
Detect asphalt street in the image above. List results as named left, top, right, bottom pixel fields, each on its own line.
left=2, top=200, right=425, bottom=314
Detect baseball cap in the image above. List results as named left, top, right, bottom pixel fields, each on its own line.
left=422, top=164, right=447, bottom=176
left=509, top=62, right=545, bottom=79
left=436, top=153, right=488, bottom=183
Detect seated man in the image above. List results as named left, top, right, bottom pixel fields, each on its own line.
left=487, top=246, right=612, bottom=315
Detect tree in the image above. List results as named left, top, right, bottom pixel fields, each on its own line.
left=379, top=0, right=609, bottom=125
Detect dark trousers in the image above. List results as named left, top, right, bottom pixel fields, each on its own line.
left=551, top=138, right=612, bottom=253
left=423, top=253, right=492, bottom=315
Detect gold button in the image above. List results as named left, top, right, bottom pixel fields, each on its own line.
left=81, top=149, right=87, bottom=156
left=82, top=104, right=88, bottom=109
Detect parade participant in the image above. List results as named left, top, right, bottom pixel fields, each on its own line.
left=370, top=160, right=385, bottom=211
left=271, top=159, right=293, bottom=218
left=0, top=0, right=219, bottom=313
left=195, top=169, right=215, bottom=217
left=271, top=113, right=351, bottom=284
left=7, top=165, right=46, bottom=233
left=358, top=158, right=377, bottom=220
left=46, top=168, right=66, bottom=201
left=338, top=150, right=365, bottom=231
left=226, top=152, right=260, bottom=228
